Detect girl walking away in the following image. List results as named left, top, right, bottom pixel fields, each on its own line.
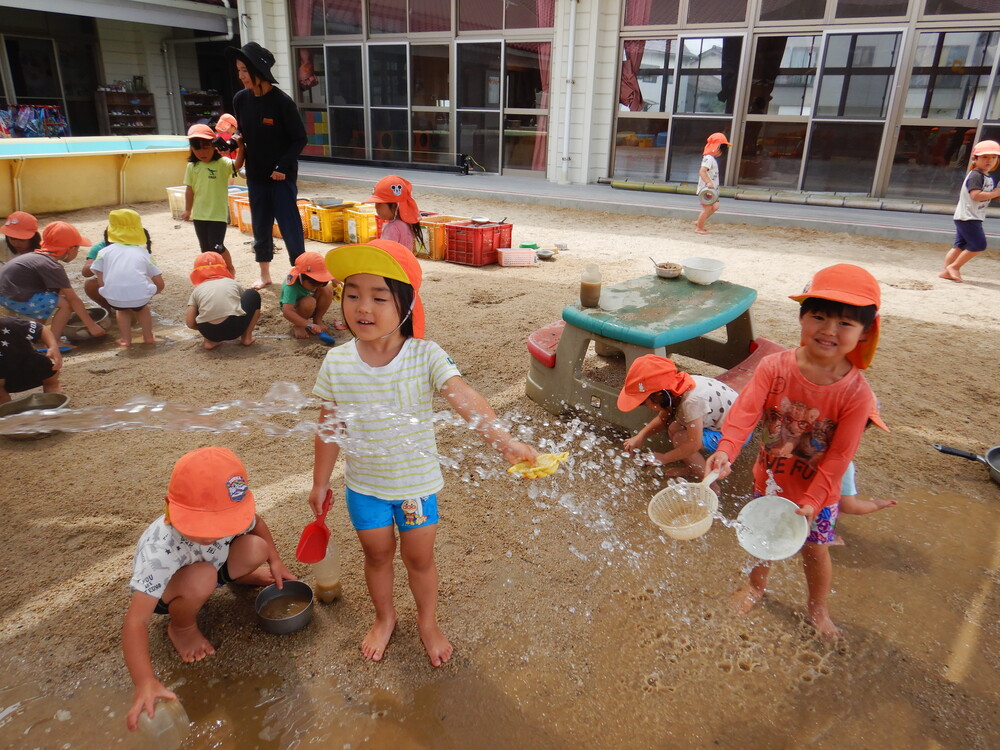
left=695, top=132, right=730, bottom=235
left=705, top=264, right=881, bottom=639
left=309, top=239, right=539, bottom=666
left=366, top=175, right=424, bottom=254
left=181, top=123, right=242, bottom=276
left=940, top=139, right=1000, bottom=282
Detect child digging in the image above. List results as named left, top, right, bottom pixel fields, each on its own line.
left=705, top=264, right=882, bottom=638
left=123, top=447, right=294, bottom=731
left=280, top=250, right=338, bottom=339
left=186, top=251, right=261, bottom=349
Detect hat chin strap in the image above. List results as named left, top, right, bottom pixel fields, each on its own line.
left=378, top=298, right=416, bottom=339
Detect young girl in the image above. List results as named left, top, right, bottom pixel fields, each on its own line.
left=186, top=251, right=261, bottom=349
left=367, top=175, right=424, bottom=253
left=280, top=251, right=336, bottom=339
left=940, top=139, right=1000, bottom=283
left=618, top=355, right=737, bottom=479
left=705, top=264, right=881, bottom=638
left=695, top=132, right=730, bottom=235
left=308, top=238, right=538, bottom=666
left=0, top=221, right=106, bottom=342
left=1, top=211, right=41, bottom=265
left=180, top=123, right=242, bottom=276
left=91, top=209, right=165, bottom=347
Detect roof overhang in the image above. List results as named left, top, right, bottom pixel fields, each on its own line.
left=7, top=0, right=237, bottom=34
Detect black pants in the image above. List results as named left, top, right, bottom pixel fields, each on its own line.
left=193, top=219, right=229, bottom=253
left=196, top=289, right=261, bottom=342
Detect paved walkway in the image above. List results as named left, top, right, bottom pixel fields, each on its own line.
left=297, top=161, right=1000, bottom=250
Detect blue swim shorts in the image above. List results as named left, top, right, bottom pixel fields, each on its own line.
left=703, top=430, right=750, bottom=453
left=345, top=486, right=439, bottom=532
left=953, top=219, right=987, bottom=253
left=840, top=461, right=857, bottom=497
left=0, top=291, right=59, bottom=320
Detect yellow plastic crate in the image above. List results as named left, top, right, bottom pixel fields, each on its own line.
left=166, top=186, right=186, bottom=220
left=419, top=215, right=467, bottom=260
left=305, top=202, right=357, bottom=243
left=345, top=206, right=378, bottom=244
left=273, top=200, right=312, bottom=238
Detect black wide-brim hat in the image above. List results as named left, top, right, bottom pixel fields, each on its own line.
left=226, top=42, right=277, bottom=84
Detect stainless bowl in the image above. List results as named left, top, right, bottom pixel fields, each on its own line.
left=254, top=580, right=314, bottom=635
left=0, top=393, right=70, bottom=441
left=64, top=307, right=111, bottom=342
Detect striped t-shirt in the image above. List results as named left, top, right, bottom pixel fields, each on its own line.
left=313, top=337, right=462, bottom=499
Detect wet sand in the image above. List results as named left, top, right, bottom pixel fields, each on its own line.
left=1, top=184, right=999, bottom=748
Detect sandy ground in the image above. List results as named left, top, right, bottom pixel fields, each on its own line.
left=1, top=182, right=999, bottom=749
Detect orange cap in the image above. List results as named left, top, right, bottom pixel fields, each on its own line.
left=617, top=355, right=696, bottom=412
left=190, top=251, right=234, bottom=285
left=215, top=114, right=238, bottom=133
left=187, top=123, right=215, bottom=140
left=165, top=447, right=256, bottom=537
left=38, top=221, right=90, bottom=258
left=703, top=132, right=731, bottom=155
left=365, top=175, right=419, bottom=224
left=790, top=264, right=881, bottom=369
left=2, top=211, right=38, bottom=240
left=324, top=238, right=425, bottom=338
left=287, top=251, right=334, bottom=285
left=971, top=139, right=1000, bottom=157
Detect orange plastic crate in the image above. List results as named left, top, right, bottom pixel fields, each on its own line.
left=273, top=200, right=311, bottom=238
left=227, top=190, right=248, bottom=227
left=233, top=197, right=253, bottom=234
left=418, top=215, right=467, bottom=260
left=444, top=221, right=513, bottom=266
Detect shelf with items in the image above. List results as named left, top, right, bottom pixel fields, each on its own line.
left=96, top=89, right=157, bottom=136
left=180, top=91, right=224, bottom=130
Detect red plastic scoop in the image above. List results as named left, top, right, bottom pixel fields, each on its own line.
left=295, top=490, right=332, bottom=563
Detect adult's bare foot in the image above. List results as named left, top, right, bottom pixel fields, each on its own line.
left=167, top=622, right=215, bottom=662
left=361, top=615, right=396, bottom=662
left=731, top=582, right=765, bottom=615
left=252, top=279, right=272, bottom=291
left=418, top=620, right=453, bottom=667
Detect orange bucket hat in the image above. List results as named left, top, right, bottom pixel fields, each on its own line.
left=324, top=238, right=425, bottom=338
left=165, top=447, right=256, bottom=537
left=190, top=251, right=234, bottom=285
left=2, top=211, right=38, bottom=240
left=617, top=355, right=696, bottom=412
left=703, top=132, right=731, bottom=155
left=287, top=251, right=334, bottom=285
left=789, top=264, right=881, bottom=370
left=38, top=221, right=90, bottom=258
left=365, top=175, right=419, bottom=224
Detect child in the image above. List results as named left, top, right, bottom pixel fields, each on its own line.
left=122, top=446, right=294, bottom=732
left=91, top=209, right=165, bottom=347
left=0, top=316, right=62, bottom=404
left=0, top=222, right=106, bottom=341
left=1, top=211, right=41, bottom=265
left=214, top=113, right=240, bottom=155
left=180, top=123, right=242, bottom=275
left=705, top=264, right=881, bottom=638
left=618, top=354, right=737, bottom=479
left=186, top=251, right=261, bottom=349
left=280, top=251, right=336, bottom=339
left=939, top=139, right=1000, bottom=282
left=309, top=238, right=539, bottom=666
left=367, top=175, right=424, bottom=254
left=81, top=224, right=153, bottom=314
left=695, top=132, right=730, bottom=235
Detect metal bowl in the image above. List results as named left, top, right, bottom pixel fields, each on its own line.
left=0, top=393, right=70, bottom=441
left=254, top=580, right=314, bottom=635
left=64, top=307, right=111, bottom=342
left=535, top=249, right=556, bottom=260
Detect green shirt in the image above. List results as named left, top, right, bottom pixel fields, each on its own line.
left=183, top=157, right=235, bottom=222
left=87, top=240, right=109, bottom=261
left=280, top=278, right=313, bottom=306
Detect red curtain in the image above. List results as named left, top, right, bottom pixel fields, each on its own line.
left=532, top=39, right=552, bottom=171
left=620, top=0, right=652, bottom=111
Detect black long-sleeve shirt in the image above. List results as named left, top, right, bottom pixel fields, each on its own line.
left=232, top=86, right=307, bottom=181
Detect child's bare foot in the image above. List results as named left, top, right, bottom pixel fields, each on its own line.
left=807, top=608, right=841, bottom=640
left=361, top=615, right=396, bottom=662
left=167, top=622, right=215, bottom=662
left=116, top=338, right=131, bottom=348
left=203, top=339, right=223, bottom=350
left=233, top=566, right=276, bottom=586
left=141, top=336, right=156, bottom=346
left=694, top=225, right=709, bottom=235
left=293, top=326, right=309, bottom=339
left=732, top=582, right=765, bottom=615
left=939, top=267, right=963, bottom=282
left=240, top=334, right=256, bottom=346
left=418, top=620, right=453, bottom=667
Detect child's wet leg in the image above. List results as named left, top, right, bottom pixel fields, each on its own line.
left=241, top=309, right=261, bottom=346
left=694, top=205, right=711, bottom=234
left=41, top=372, right=61, bottom=394
left=944, top=249, right=977, bottom=282
left=400, top=524, right=452, bottom=667
left=939, top=246, right=962, bottom=279
left=732, top=563, right=769, bottom=614
left=161, top=562, right=217, bottom=662
left=293, top=296, right=317, bottom=339
left=115, top=309, right=133, bottom=347
left=801, top=542, right=839, bottom=639
left=356, top=526, right=398, bottom=661
left=218, top=248, right=236, bottom=276
left=136, top=305, right=155, bottom=345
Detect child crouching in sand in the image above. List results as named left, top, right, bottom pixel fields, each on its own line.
left=186, top=252, right=261, bottom=349
left=705, top=264, right=882, bottom=638
left=123, top=447, right=294, bottom=731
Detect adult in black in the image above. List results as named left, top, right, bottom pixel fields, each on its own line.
left=226, top=42, right=307, bottom=290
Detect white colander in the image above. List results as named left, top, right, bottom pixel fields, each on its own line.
left=647, top=471, right=720, bottom=541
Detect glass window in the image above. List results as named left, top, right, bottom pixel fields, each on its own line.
left=989, top=74, right=1000, bottom=120
left=886, top=125, right=976, bottom=201
left=836, top=0, right=909, bottom=17
left=802, top=121, right=884, bottom=192
left=748, top=36, right=819, bottom=116
left=676, top=37, right=742, bottom=115
left=326, top=46, right=364, bottom=106
left=326, top=0, right=362, bottom=35
left=815, top=33, right=900, bottom=119
left=504, top=114, right=547, bottom=170
left=370, top=0, right=406, bottom=34
left=458, top=0, right=502, bottom=31
left=458, top=111, right=500, bottom=171
left=925, top=0, right=1000, bottom=14
left=329, top=107, right=366, bottom=159
left=687, top=0, right=747, bottom=24
left=666, top=118, right=731, bottom=182
left=457, top=43, right=502, bottom=109
left=620, top=39, right=675, bottom=113
left=903, top=31, right=998, bottom=119
left=411, top=45, right=450, bottom=107
left=369, top=45, right=407, bottom=107
left=410, top=0, right=451, bottom=32
left=759, top=0, right=826, bottom=21
left=507, top=0, right=555, bottom=29
left=623, top=0, right=680, bottom=26
left=739, top=121, right=806, bottom=189
left=612, top=117, right=669, bottom=180
left=290, top=0, right=325, bottom=37
left=295, top=48, right=326, bottom=105
left=371, top=108, right=408, bottom=160
left=412, top=111, right=451, bottom=164
left=506, top=42, right=551, bottom=109
left=6, top=37, right=61, bottom=99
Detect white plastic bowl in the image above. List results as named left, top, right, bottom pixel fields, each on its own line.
left=735, top=495, right=809, bottom=560
left=647, top=480, right=719, bottom=540
left=681, top=257, right=725, bottom=285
